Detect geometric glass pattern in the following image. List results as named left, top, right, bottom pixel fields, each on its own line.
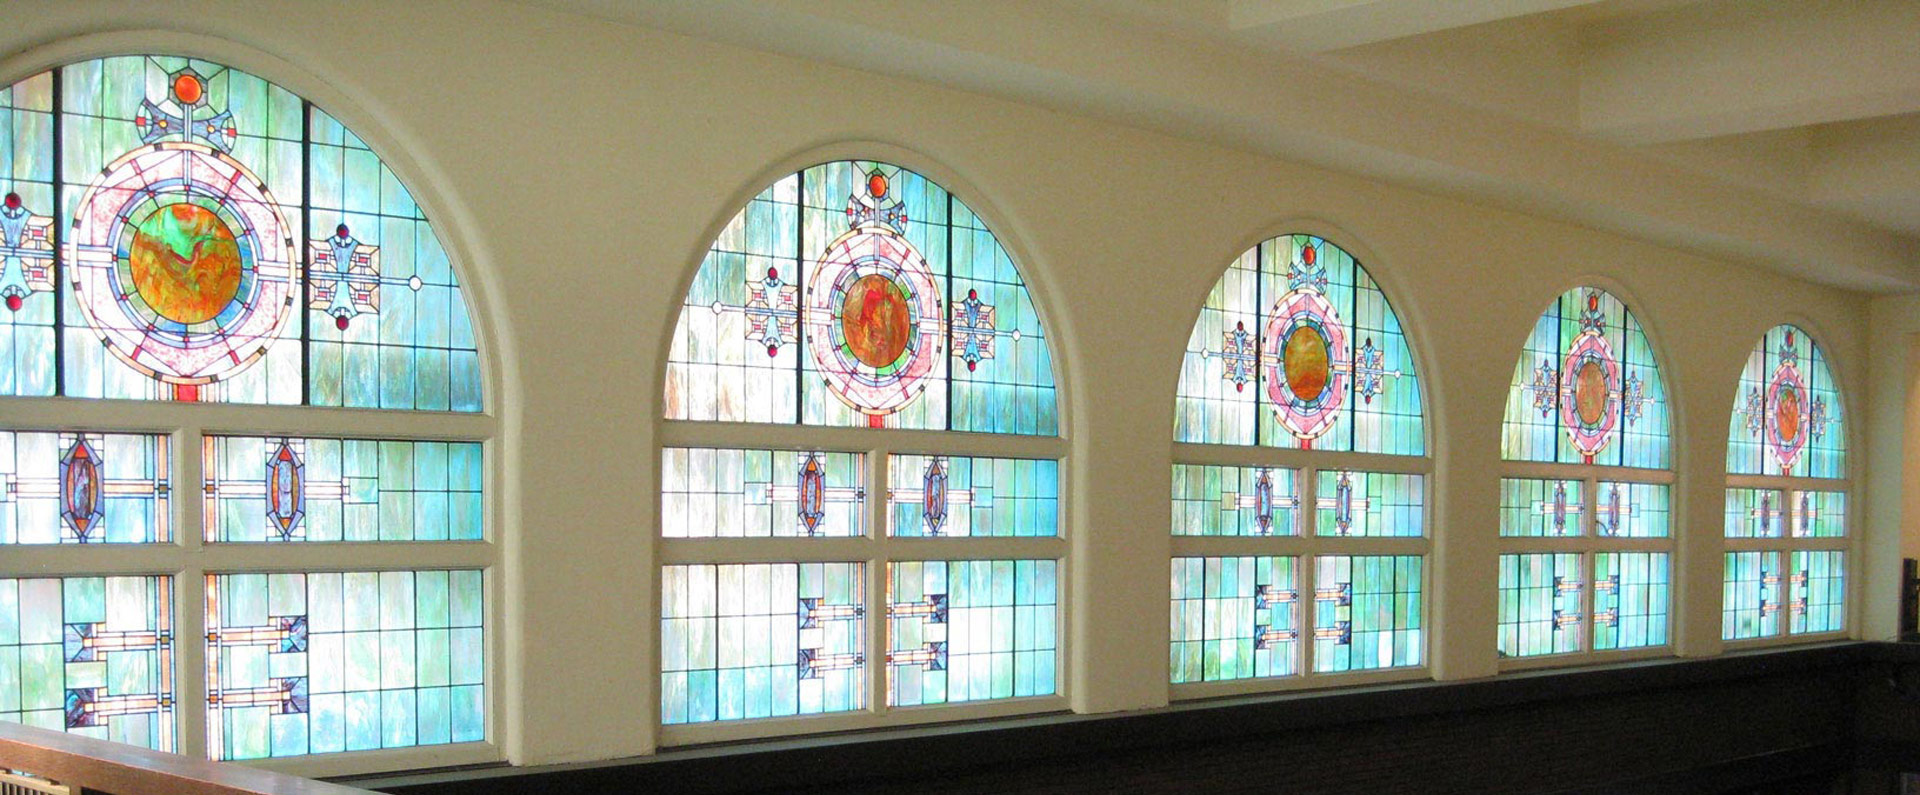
left=1497, top=553, right=1582, bottom=658
left=887, top=560, right=1056, bottom=707
left=887, top=456, right=1057, bottom=538
left=1592, top=552, right=1668, bottom=651
left=1728, top=325, right=1842, bottom=479
left=659, top=448, right=865, bottom=539
left=1170, top=465, right=1299, bottom=537
left=204, top=570, right=484, bottom=760
left=1722, top=551, right=1782, bottom=641
left=1169, top=556, right=1298, bottom=683
left=1176, top=235, right=1423, bottom=454
left=659, top=563, right=864, bottom=724
left=1502, top=288, right=1668, bottom=467
left=203, top=437, right=483, bottom=543
left=1314, top=471, right=1422, bottom=537
left=0, top=576, right=174, bottom=750
left=0, top=430, right=170, bottom=544
left=1499, top=478, right=1583, bottom=538
left=1789, top=550, right=1844, bottom=635
left=665, top=161, right=1056, bottom=434
left=1792, top=491, right=1846, bottom=538
left=1312, top=555, right=1421, bottom=673
left=1592, top=481, right=1668, bottom=538
left=0, top=56, right=480, bottom=409
left=1724, top=488, right=1785, bottom=539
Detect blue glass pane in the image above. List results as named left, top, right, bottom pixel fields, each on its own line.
left=1502, top=288, right=1669, bottom=466
left=0, top=575, right=174, bottom=751
left=888, top=559, right=1056, bottom=706
left=1170, top=464, right=1299, bottom=537
left=1170, top=556, right=1298, bottom=683
left=1497, top=553, right=1582, bottom=658
left=888, top=455, right=1057, bottom=537
left=0, top=430, right=170, bottom=544
left=660, top=448, right=865, bottom=538
left=660, top=563, right=864, bottom=724
left=1313, top=555, right=1421, bottom=672
left=204, top=436, right=482, bottom=543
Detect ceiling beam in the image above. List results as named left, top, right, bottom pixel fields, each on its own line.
left=1228, top=0, right=1601, bottom=52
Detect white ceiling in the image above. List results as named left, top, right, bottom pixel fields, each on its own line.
left=522, top=0, right=1920, bottom=292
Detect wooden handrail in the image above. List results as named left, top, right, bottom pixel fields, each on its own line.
left=0, top=722, right=376, bottom=795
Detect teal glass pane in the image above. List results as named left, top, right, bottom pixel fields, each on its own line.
left=306, top=108, right=481, bottom=412
left=1313, top=555, right=1422, bottom=672
left=1593, top=481, right=1668, bottom=538
left=888, top=455, right=1056, bottom=537
left=1729, top=325, right=1844, bottom=478
left=0, top=430, right=170, bottom=544
left=1179, top=236, right=1423, bottom=454
left=206, top=570, right=484, bottom=760
left=1593, top=552, right=1667, bottom=650
left=888, top=559, right=1056, bottom=706
left=660, top=448, right=864, bottom=538
left=1502, top=288, right=1669, bottom=467
left=1315, top=471, right=1422, bottom=537
left=0, top=70, right=56, bottom=397
left=204, top=436, right=482, bottom=543
left=660, top=563, right=864, bottom=724
left=1170, top=464, right=1299, bottom=537
left=0, top=576, right=174, bottom=751
left=1496, top=553, right=1582, bottom=658
left=1792, top=491, right=1845, bottom=538
left=1499, top=478, right=1582, bottom=538
left=1169, top=556, right=1298, bottom=683
left=1721, top=551, right=1782, bottom=640
left=665, top=161, right=1056, bottom=435
left=1724, top=488, right=1785, bottom=539
left=1789, top=550, right=1844, bottom=634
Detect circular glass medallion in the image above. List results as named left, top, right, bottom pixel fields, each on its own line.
left=128, top=203, right=243, bottom=325
left=1282, top=323, right=1330, bottom=402
left=1574, top=358, right=1609, bottom=426
left=840, top=273, right=912, bottom=368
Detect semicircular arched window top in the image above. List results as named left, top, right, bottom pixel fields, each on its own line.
left=0, top=56, right=483, bottom=410
left=1728, top=324, right=1843, bottom=479
left=1501, top=287, right=1668, bottom=467
left=1175, top=234, right=1424, bottom=455
left=665, top=160, right=1058, bottom=435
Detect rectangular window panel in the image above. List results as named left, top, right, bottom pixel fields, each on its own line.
left=1724, top=488, right=1785, bottom=539
left=1170, top=464, right=1298, bottom=537
left=1791, top=491, right=1846, bottom=538
left=204, top=437, right=482, bottom=543
left=1169, top=556, right=1298, bottom=684
left=1496, top=553, right=1582, bottom=658
left=1594, top=481, right=1668, bottom=538
left=660, top=563, right=863, bottom=724
left=0, top=430, right=170, bottom=544
left=888, top=455, right=1057, bottom=537
left=205, top=570, right=484, bottom=760
left=888, top=559, right=1056, bottom=707
left=1789, top=551, right=1844, bottom=634
left=0, top=70, right=56, bottom=397
left=1313, top=555, right=1421, bottom=673
left=0, top=576, right=174, bottom=751
left=660, top=448, right=864, bottom=538
left=1594, top=552, right=1668, bottom=650
left=1499, top=478, right=1583, bottom=538
left=1316, top=471, right=1422, bottom=537
left=1721, top=551, right=1782, bottom=640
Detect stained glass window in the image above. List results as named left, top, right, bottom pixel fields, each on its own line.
left=1728, top=326, right=1843, bottom=478
left=1502, top=288, right=1668, bottom=467
left=0, top=576, right=174, bottom=750
left=204, top=437, right=482, bottom=543
left=1725, top=489, right=1785, bottom=539
left=1497, top=553, right=1582, bottom=658
left=0, top=430, right=170, bottom=544
left=1722, top=551, right=1781, bottom=640
left=1793, top=492, right=1845, bottom=538
left=1176, top=235, right=1422, bottom=454
left=1314, top=471, right=1422, bottom=538
left=1790, top=551, right=1844, bottom=634
left=1314, top=555, right=1422, bottom=673
left=1593, top=552, right=1667, bottom=651
left=1170, top=556, right=1298, bottom=683
left=205, top=570, right=483, bottom=760
left=660, top=448, right=866, bottom=539
left=887, top=456, right=1057, bottom=538
left=1499, top=478, right=1583, bottom=538
left=1593, top=481, right=1668, bottom=538
left=887, top=559, right=1056, bottom=706
left=659, top=563, right=865, bottom=724
left=0, top=56, right=482, bottom=409
left=664, top=161, right=1056, bottom=434
left=1171, top=465, right=1299, bottom=537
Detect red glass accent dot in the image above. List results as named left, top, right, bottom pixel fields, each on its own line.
left=4, top=295, right=21, bottom=312
left=336, top=224, right=350, bottom=238
left=767, top=344, right=779, bottom=358
left=172, top=73, right=204, bottom=105
left=1588, top=293, right=1600, bottom=311
left=2, top=193, right=18, bottom=210
left=1302, top=245, right=1316, bottom=266
left=335, top=315, right=351, bottom=331
left=967, top=288, right=978, bottom=300
left=967, top=360, right=977, bottom=372
left=767, top=266, right=779, bottom=280
left=867, top=172, right=888, bottom=199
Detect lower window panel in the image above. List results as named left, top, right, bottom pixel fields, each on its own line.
left=1314, top=555, right=1422, bottom=673
left=1790, top=550, right=1844, bottom=634
left=660, top=563, right=867, bottom=724
left=1497, top=553, right=1583, bottom=658
left=1594, top=553, right=1668, bottom=650
left=0, top=575, right=175, bottom=750
left=1169, top=556, right=1298, bottom=683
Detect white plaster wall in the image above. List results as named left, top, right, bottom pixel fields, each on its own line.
left=0, top=0, right=1887, bottom=770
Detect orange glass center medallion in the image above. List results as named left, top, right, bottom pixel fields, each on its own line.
left=1776, top=385, right=1801, bottom=443
left=1574, top=359, right=1609, bottom=425
left=841, top=273, right=911, bottom=368
left=128, top=203, right=243, bottom=325
left=1282, top=325, right=1330, bottom=401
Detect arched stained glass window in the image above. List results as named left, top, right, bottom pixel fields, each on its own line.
left=1723, top=325, right=1848, bottom=642
left=659, top=161, right=1063, bottom=741
left=0, top=56, right=493, bottom=775
left=1170, top=234, right=1427, bottom=692
left=1496, top=287, right=1670, bottom=663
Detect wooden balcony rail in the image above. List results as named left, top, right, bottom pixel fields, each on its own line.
left=0, top=722, right=376, bottom=795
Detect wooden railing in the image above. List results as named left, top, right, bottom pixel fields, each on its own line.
left=0, top=722, right=375, bottom=795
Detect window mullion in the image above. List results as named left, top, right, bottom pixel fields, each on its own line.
left=867, top=443, right=890, bottom=717
left=175, top=424, right=208, bottom=761
left=1299, top=464, right=1318, bottom=680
